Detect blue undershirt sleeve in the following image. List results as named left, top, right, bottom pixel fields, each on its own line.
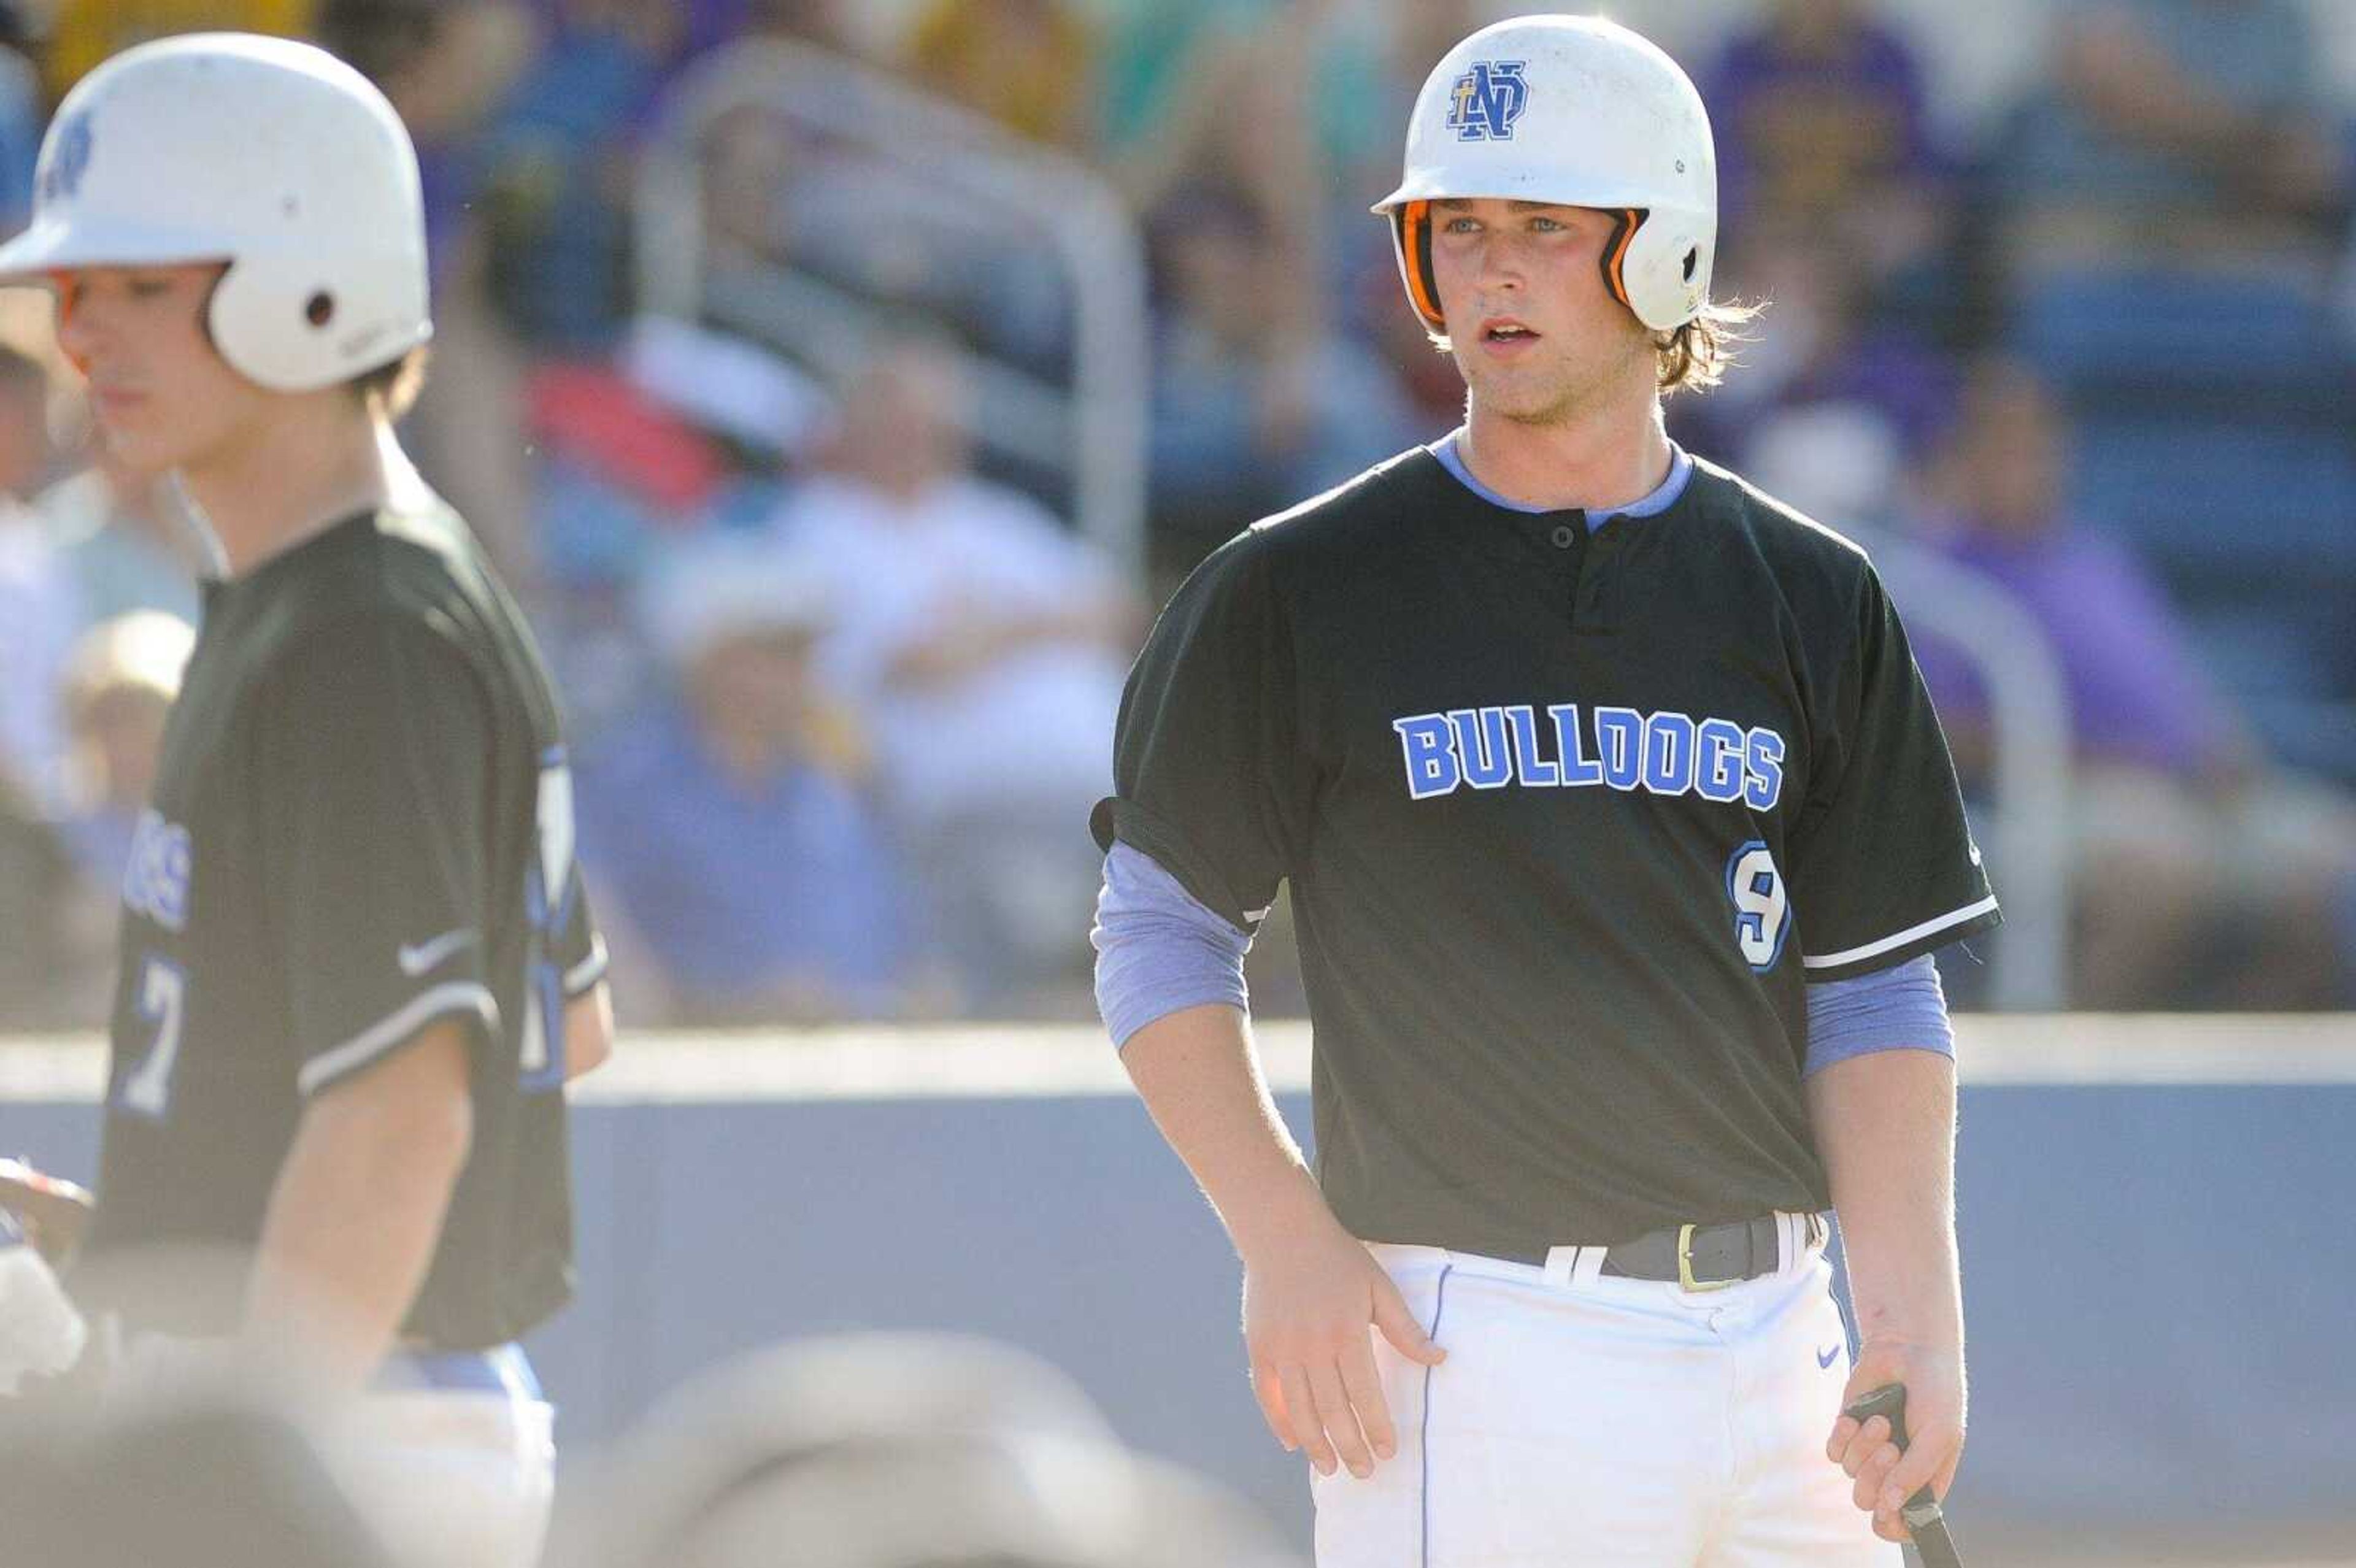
left=1090, top=840, right=1253, bottom=1050
left=1801, top=953, right=1954, bottom=1078
left=1098, top=844, right=1947, bottom=1068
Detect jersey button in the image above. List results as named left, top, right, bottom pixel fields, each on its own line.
left=1550, top=523, right=1578, bottom=550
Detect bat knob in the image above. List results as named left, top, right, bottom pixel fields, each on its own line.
left=1842, top=1382, right=1912, bottom=1447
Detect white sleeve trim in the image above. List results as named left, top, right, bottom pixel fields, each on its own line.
left=563, top=936, right=610, bottom=997
left=1800, top=893, right=2000, bottom=971
left=298, top=983, right=500, bottom=1097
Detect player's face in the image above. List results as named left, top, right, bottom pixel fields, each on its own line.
left=1425, top=199, right=1654, bottom=426
left=53, top=263, right=271, bottom=473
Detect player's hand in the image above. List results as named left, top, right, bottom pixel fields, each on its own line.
left=1240, top=1212, right=1445, bottom=1480
left=0, top=1221, right=90, bottom=1396
left=1825, top=1337, right=1965, bottom=1542
left=0, top=1159, right=95, bottom=1267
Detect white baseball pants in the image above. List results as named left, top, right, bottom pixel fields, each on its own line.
left=1312, top=1223, right=1902, bottom=1568
left=334, top=1348, right=556, bottom=1568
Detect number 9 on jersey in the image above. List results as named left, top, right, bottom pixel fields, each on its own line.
left=1725, top=840, right=1791, bottom=972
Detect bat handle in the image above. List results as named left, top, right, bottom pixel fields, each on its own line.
left=1842, top=1383, right=1965, bottom=1568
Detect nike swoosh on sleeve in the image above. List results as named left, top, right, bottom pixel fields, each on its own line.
left=398, top=928, right=479, bottom=977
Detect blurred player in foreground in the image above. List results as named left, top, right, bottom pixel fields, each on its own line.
left=554, top=1331, right=1303, bottom=1568
left=0, top=31, right=612, bottom=1568
left=1093, top=15, right=1995, bottom=1564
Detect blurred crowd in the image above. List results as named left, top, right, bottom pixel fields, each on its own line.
left=0, top=0, right=2352, bottom=1018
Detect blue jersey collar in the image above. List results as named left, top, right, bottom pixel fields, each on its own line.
left=1431, top=428, right=1692, bottom=530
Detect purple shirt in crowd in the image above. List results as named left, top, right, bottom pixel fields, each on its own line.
left=1702, top=17, right=1944, bottom=228
left=1915, top=524, right=2231, bottom=778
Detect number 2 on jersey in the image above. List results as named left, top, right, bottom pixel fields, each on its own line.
left=117, top=955, right=188, bottom=1118
left=1725, top=840, right=1792, bottom=972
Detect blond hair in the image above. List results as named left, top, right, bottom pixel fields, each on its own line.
left=348, top=344, right=431, bottom=420
left=1653, top=299, right=1759, bottom=395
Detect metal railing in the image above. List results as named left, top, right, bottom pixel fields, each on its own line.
left=633, top=39, right=1151, bottom=568
left=1878, top=542, right=2073, bottom=1010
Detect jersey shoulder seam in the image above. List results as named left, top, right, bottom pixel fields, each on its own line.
left=1246, top=443, right=1441, bottom=544
left=1689, top=456, right=1874, bottom=564
left=270, top=514, right=493, bottom=658
left=1688, top=458, right=1881, bottom=636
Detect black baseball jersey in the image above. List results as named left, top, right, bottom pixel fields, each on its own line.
left=82, top=504, right=606, bottom=1350
left=1093, top=448, right=1998, bottom=1258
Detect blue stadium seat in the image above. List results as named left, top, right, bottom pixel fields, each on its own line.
left=2188, top=605, right=2338, bottom=701
left=2241, top=695, right=2356, bottom=781
left=2066, top=415, right=2356, bottom=577
left=2065, top=408, right=2356, bottom=782
left=2014, top=271, right=2352, bottom=412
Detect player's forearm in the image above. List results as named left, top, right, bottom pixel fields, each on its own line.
left=563, top=983, right=615, bottom=1080
left=1806, top=1048, right=1961, bottom=1350
left=247, top=1030, right=475, bottom=1393
left=1120, top=1002, right=1336, bottom=1259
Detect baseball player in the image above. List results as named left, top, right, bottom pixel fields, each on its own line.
left=0, top=33, right=611, bottom=1567
left=1091, top=16, right=1997, bottom=1566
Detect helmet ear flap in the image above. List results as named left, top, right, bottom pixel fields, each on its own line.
left=1390, top=199, right=1446, bottom=332
left=1617, top=207, right=1712, bottom=331
left=207, top=252, right=299, bottom=388
left=1600, top=208, right=1641, bottom=312
left=206, top=244, right=425, bottom=392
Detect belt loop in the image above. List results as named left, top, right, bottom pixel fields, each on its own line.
left=1569, top=1243, right=1608, bottom=1289
left=1541, top=1244, right=1580, bottom=1288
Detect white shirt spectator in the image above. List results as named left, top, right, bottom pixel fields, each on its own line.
left=37, top=467, right=205, bottom=631
left=774, top=472, right=1125, bottom=829
left=0, top=503, right=82, bottom=810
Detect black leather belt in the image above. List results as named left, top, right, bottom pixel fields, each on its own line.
left=1499, top=1213, right=1822, bottom=1289
left=1603, top=1215, right=1785, bottom=1290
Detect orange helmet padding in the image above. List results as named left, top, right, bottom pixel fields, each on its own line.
left=48, top=270, right=87, bottom=375
left=1387, top=204, right=1650, bottom=334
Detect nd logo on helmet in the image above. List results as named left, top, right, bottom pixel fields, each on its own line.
left=39, top=113, right=92, bottom=205
left=1447, top=60, right=1529, bottom=142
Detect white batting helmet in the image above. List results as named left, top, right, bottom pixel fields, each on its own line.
left=1373, top=15, right=1717, bottom=334
left=0, top=32, right=431, bottom=392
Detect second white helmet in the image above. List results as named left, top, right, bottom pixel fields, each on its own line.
left=1374, top=15, right=1717, bottom=334
left=0, top=32, right=431, bottom=393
